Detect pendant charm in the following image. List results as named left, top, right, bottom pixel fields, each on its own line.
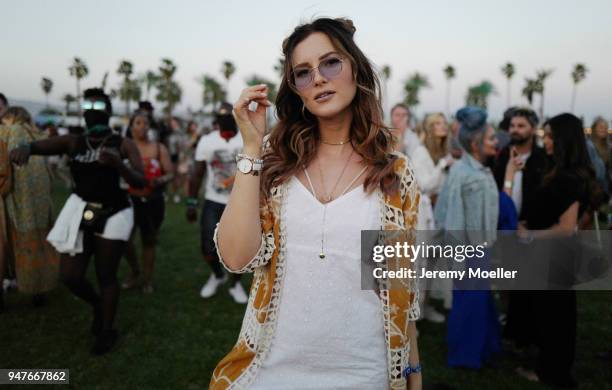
left=319, top=252, right=325, bottom=259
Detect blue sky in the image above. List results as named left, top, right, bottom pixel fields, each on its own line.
left=2, top=0, right=611, bottom=122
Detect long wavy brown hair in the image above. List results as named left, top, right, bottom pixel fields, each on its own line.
left=260, top=17, right=400, bottom=199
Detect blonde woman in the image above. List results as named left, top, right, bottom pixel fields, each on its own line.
left=394, top=111, right=453, bottom=320
left=423, top=114, right=451, bottom=160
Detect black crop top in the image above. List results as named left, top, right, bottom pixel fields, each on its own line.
left=68, top=134, right=130, bottom=209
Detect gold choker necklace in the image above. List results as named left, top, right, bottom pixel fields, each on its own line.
left=320, top=138, right=350, bottom=145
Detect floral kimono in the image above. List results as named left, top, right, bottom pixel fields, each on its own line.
left=209, top=152, right=420, bottom=390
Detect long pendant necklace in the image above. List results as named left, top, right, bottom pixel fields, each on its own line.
left=303, top=148, right=368, bottom=260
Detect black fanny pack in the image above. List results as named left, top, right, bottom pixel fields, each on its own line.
left=80, top=202, right=119, bottom=234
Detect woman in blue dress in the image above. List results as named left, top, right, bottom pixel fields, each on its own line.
left=434, top=106, right=506, bottom=369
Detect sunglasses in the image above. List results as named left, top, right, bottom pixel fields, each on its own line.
left=81, top=101, right=107, bottom=111
left=292, top=56, right=344, bottom=91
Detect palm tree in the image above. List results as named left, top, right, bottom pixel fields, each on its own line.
left=221, top=61, right=236, bottom=101
left=156, top=58, right=182, bottom=119
left=381, top=65, right=391, bottom=119
left=119, top=79, right=142, bottom=117
left=156, top=80, right=181, bottom=119
left=40, top=77, right=53, bottom=108
left=141, top=70, right=159, bottom=100
left=535, top=69, right=553, bottom=120
left=403, top=72, right=430, bottom=117
left=570, top=63, right=588, bottom=113
left=117, top=60, right=135, bottom=117
left=159, top=58, right=177, bottom=81
left=501, top=62, right=515, bottom=107
left=199, top=75, right=226, bottom=113
left=101, top=71, right=109, bottom=91
left=68, top=57, right=89, bottom=122
left=62, top=93, right=76, bottom=115
left=443, top=65, right=456, bottom=116
left=522, top=78, right=538, bottom=107
left=465, top=81, right=496, bottom=109
left=273, top=58, right=285, bottom=79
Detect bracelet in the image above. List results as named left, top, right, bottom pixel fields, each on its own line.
left=235, top=153, right=264, bottom=164
left=402, top=363, right=422, bottom=378
left=185, top=197, right=199, bottom=207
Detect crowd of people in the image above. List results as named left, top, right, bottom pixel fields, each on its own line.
left=387, top=100, right=610, bottom=388
left=1, top=16, right=612, bottom=390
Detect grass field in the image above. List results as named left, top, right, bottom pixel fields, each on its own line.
left=2, top=185, right=611, bottom=389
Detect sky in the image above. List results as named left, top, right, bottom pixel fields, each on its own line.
left=2, top=0, right=611, bottom=123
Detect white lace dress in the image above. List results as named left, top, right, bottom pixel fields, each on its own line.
left=249, top=176, right=389, bottom=390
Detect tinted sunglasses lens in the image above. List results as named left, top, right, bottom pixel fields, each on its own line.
left=319, top=58, right=343, bottom=79
left=81, top=101, right=106, bottom=111
left=294, top=70, right=312, bottom=90
left=93, top=101, right=107, bottom=110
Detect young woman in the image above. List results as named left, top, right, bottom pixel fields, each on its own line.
left=413, top=112, right=455, bottom=316
left=122, top=111, right=173, bottom=293
left=9, top=88, right=146, bottom=355
left=517, top=113, right=604, bottom=388
left=0, top=107, right=58, bottom=311
left=422, top=113, right=453, bottom=197
left=209, top=18, right=421, bottom=389
left=434, top=106, right=501, bottom=369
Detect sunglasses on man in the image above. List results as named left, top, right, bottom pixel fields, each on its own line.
left=81, top=100, right=107, bottom=111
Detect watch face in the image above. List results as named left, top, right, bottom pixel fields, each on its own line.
left=237, top=158, right=252, bottom=173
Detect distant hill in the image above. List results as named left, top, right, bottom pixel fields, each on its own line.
left=6, top=97, right=61, bottom=116
left=5, top=96, right=208, bottom=122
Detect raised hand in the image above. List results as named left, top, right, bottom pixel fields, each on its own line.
left=233, top=85, right=272, bottom=150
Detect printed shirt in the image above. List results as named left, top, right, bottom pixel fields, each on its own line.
left=194, top=131, right=244, bottom=205
left=209, top=152, right=421, bottom=390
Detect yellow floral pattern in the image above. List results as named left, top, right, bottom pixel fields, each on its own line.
left=210, top=152, right=420, bottom=390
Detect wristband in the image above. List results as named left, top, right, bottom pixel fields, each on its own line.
left=402, top=363, right=422, bottom=378
left=503, top=180, right=512, bottom=190
left=186, top=197, right=199, bottom=207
